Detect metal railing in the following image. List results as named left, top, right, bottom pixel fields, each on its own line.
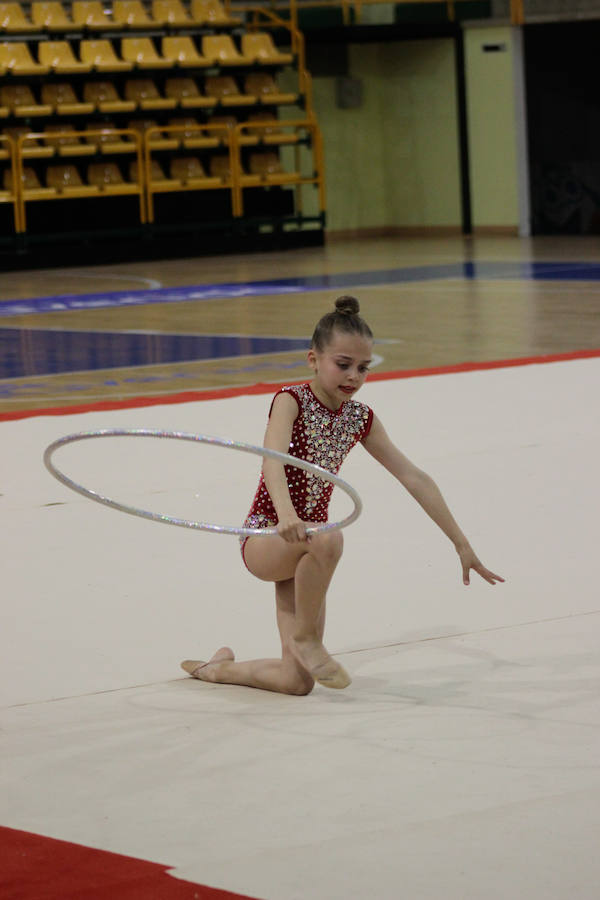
left=4, top=120, right=324, bottom=231
left=14, top=127, right=145, bottom=231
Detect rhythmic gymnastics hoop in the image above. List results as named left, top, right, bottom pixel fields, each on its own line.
left=43, top=429, right=362, bottom=538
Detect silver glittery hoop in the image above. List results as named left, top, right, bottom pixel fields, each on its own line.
left=43, top=429, right=362, bottom=537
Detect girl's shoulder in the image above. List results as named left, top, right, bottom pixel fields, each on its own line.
left=268, top=383, right=305, bottom=418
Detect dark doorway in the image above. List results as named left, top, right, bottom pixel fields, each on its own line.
left=525, top=21, right=600, bottom=234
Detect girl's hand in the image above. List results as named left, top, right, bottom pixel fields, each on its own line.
left=457, top=545, right=505, bottom=586
left=277, top=513, right=308, bottom=544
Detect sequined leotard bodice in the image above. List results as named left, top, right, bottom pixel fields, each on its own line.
left=243, top=383, right=373, bottom=532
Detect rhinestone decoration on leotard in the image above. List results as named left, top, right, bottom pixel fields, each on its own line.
left=243, top=383, right=372, bottom=532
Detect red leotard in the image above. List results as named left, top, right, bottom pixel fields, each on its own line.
left=241, top=383, right=372, bottom=563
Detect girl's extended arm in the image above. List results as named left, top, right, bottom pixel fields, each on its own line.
left=362, top=414, right=504, bottom=586
left=261, top=392, right=308, bottom=542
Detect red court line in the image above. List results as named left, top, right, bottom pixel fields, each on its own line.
left=1, top=825, right=259, bottom=900
left=1, top=347, right=599, bottom=423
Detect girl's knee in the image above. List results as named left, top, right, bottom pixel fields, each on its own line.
left=308, top=530, right=343, bottom=565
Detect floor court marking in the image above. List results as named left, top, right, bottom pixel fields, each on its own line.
left=2, top=347, right=599, bottom=422
left=4, top=260, right=600, bottom=318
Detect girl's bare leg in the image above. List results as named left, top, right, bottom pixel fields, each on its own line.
left=181, top=580, right=315, bottom=695
left=181, top=531, right=349, bottom=692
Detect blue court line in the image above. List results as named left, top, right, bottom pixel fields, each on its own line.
left=0, top=329, right=311, bottom=380
left=3, top=260, right=600, bottom=318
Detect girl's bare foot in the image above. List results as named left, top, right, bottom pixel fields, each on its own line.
left=181, top=647, right=235, bottom=681
left=291, top=638, right=351, bottom=690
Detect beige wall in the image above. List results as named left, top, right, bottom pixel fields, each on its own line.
left=464, top=26, right=520, bottom=229
left=304, top=39, right=462, bottom=232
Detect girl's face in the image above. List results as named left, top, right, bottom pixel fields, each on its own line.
left=307, top=330, right=373, bottom=410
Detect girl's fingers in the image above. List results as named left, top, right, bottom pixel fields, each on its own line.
left=462, top=556, right=506, bottom=585
left=476, top=564, right=505, bottom=585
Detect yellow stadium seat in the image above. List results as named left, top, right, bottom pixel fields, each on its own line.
left=201, top=35, right=251, bottom=67
left=72, top=1, right=119, bottom=29
left=165, top=77, right=216, bottom=108
left=168, top=117, right=220, bottom=149
left=248, top=150, right=299, bottom=184
left=0, top=85, right=52, bottom=116
left=41, top=83, right=95, bottom=115
left=0, top=2, right=37, bottom=32
left=209, top=153, right=259, bottom=186
left=113, top=0, right=159, bottom=29
left=209, top=114, right=256, bottom=146
left=46, top=163, right=99, bottom=195
left=241, top=33, right=293, bottom=66
left=84, top=122, right=137, bottom=153
left=88, top=161, right=139, bottom=194
left=244, top=73, right=297, bottom=105
left=122, top=37, right=172, bottom=69
left=170, top=156, right=221, bottom=188
left=20, top=166, right=57, bottom=198
left=0, top=42, right=50, bottom=74
left=32, top=2, right=79, bottom=31
left=43, top=124, right=96, bottom=157
left=125, top=78, right=176, bottom=110
left=131, top=158, right=178, bottom=190
left=38, top=41, right=92, bottom=74
left=129, top=118, right=178, bottom=149
left=2, top=167, right=15, bottom=192
left=3, top=126, right=54, bottom=158
left=83, top=81, right=136, bottom=113
left=162, top=36, right=210, bottom=68
left=80, top=40, right=133, bottom=71
left=153, top=0, right=194, bottom=27
left=246, top=112, right=298, bottom=145
left=205, top=75, right=255, bottom=107
left=190, top=0, right=241, bottom=26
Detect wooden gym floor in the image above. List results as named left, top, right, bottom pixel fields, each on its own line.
left=1, top=234, right=600, bottom=899
left=2, top=234, right=600, bottom=416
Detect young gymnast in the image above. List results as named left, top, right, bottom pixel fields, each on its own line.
left=182, top=296, right=504, bottom=694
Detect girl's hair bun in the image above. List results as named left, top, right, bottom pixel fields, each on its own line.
left=334, top=295, right=360, bottom=316
left=311, top=294, right=372, bottom=350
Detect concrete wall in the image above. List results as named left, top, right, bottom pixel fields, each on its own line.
left=308, top=39, right=462, bottom=232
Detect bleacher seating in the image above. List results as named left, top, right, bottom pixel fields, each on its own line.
left=190, top=0, right=241, bottom=27
left=206, top=76, right=255, bottom=107
left=121, top=37, right=173, bottom=69
left=32, top=2, right=79, bottom=32
left=44, top=124, right=96, bottom=156
left=1, top=85, right=52, bottom=116
left=201, top=34, right=252, bottom=66
left=244, top=73, right=298, bottom=105
left=0, top=2, right=37, bottom=32
left=125, top=79, right=177, bottom=110
left=88, top=161, right=139, bottom=193
left=83, top=82, right=136, bottom=113
left=241, top=33, right=294, bottom=66
left=162, top=36, right=211, bottom=68
left=170, top=155, right=221, bottom=187
left=80, top=40, right=133, bottom=71
left=0, top=41, right=49, bottom=74
left=168, top=117, right=221, bottom=149
left=165, top=77, right=216, bottom=107
left=153, top=0, right=194, bottom=28
left=0, top=0, right=321, bottom=242
left=42, top=83, right=95, bottom=115
left=38, top=41, right=92, bottom=74
left=72, top=1, right=119, bottom=30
